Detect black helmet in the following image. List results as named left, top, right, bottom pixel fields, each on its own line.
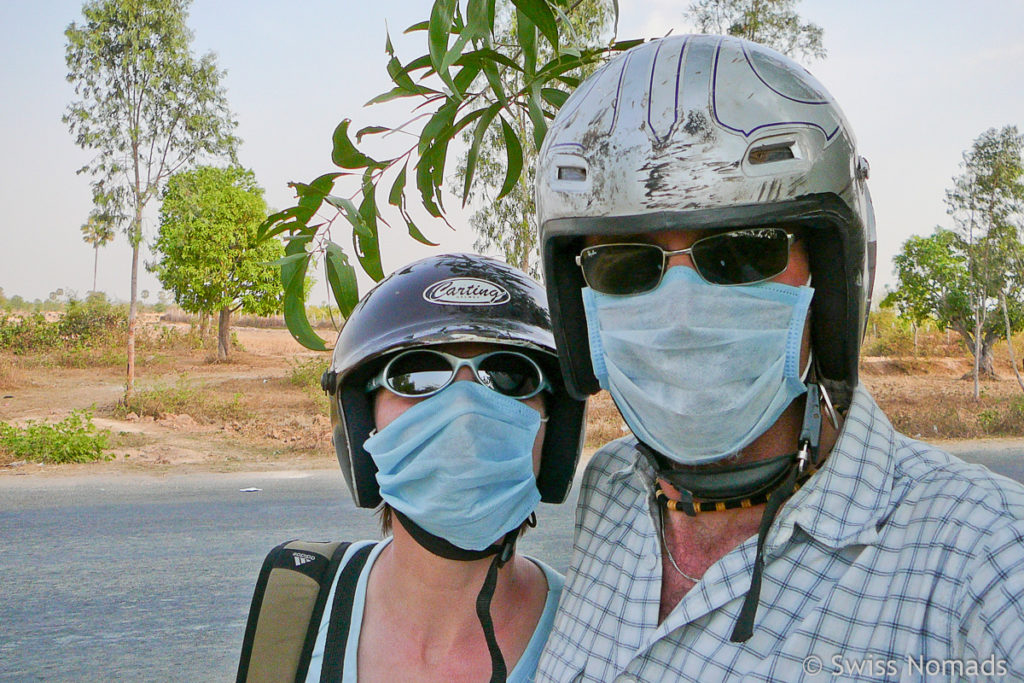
left=536, top=35, right=876, bottom=410
left=323, top=253, right=587, bottom=508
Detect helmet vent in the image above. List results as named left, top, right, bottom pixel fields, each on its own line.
left=747, top=142, right=795, bottom=165
left=557, top=166, right=588, bottom=181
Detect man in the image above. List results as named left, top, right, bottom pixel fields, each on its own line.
left=534, top=35, right=1024, bottom=681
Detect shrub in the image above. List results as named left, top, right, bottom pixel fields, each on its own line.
left=0, top=313, right=61, bottom=354
left=289, top=356, right=330, bottom=413
left=977, top=396, right=1024, bottom=435
left=58, top=296, right=126, bottom=342
left=114, top=374, right=252, bottom=423
left=0, top=409, right=111, bottom=463
left=289, top=356, right=327, bottom=388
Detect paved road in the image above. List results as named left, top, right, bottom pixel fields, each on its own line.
left=1, top=444, right=1022, bottom=682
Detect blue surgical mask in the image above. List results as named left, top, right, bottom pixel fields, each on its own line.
left=363, top=380, right=542, bottom=552
left=582, top=266, right=813, bottom=465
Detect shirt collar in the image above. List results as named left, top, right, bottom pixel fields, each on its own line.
left=630, top=384, right=897, bottom=552
left=772, top=385, right=896, bottom=551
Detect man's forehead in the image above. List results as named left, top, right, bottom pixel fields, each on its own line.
left=583, top=229, right=715, bottom=248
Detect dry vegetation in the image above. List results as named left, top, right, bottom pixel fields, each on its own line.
left=1, top=309, right=1024, bottom=474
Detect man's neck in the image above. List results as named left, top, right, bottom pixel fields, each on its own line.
left=654, top=396, right=843, bottom=622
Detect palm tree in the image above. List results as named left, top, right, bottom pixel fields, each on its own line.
left=81, top=212, right=115, bottom=293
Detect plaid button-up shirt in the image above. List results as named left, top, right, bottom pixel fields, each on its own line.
left=537, top=387, right=1024, bottom=681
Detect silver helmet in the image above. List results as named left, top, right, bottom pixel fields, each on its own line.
left=537, top=34, right=875, bottom=409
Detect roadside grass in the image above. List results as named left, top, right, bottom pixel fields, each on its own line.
left=113, top=374, right=253, bottom=424
left=288, top=356, right=330, bottom=414
left=0, top=409, right=112, bottom=464
left=0, top=355, right=30, bottom=391
left=585, top=391, right=628, bottom=450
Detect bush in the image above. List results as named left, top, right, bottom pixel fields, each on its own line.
left=289, top=356, right=330, bottom=413
left=977, top=396, right=1024, bottom=435
left=289, top=356, right=327, bottom=388
left=58, top=296, right=126, bottom=342
left=114, top=374, right=252, bottom=423
left=0, top=409, right=112, bottom=463
left=0, top=313, right=61, bottom=354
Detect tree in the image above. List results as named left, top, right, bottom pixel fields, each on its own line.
left=453, top=1, right=615, bottom=277
left=685, top=0, right=825, bottom=62
left=64, top=0, right=238, bottom=394
left=945, top=126, right=1024, bottom=397
left=80, top=210, right=116, bottom=292
left=151, top=166, right=284, bottom=360
left=258, top=1, right=641, bottom=349
left=885, top=230, right=994, bottom=369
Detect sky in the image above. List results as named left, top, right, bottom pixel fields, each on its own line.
left=2, top=0, right=1023, bottom=304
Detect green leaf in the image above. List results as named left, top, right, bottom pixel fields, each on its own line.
left=419, top=101, right=458, bottom=155
left=416, top=148, right=444, bottom=218
left=498, top=117, right=523, bottom=201
left=452, top=62, right=482, bottom=96
left=279, top=236, right=327, bottom=350
left=388, top=164, right=408, bottom=207
left=355, top=171, right=384, bottom=281
left=428, top=0, right=458, bottom=92
left=390, top=54, right=434, bottom=83
left=541, top=87, right=569, bottom=108
left=331, top=119, right=379, bottom=170
left=325, top=195, right=372, bottom=239
left=463, top=103, right=502, bottom=205
left=295, top=193, right=323, bottom=224
left=259, top=219, right=303, bottom=242
left=309, top=172, right=342, bottom=196
left=389, top=164, right=440, bottom=247
left=366, top=86, right=434, bottom=107
left=283, top=255, right=328, bottom=352
left=324, top=242, right=359, bottom=317
left=455, top=48, right=523, bottom=72
left=480, top=58, right=508, bottom=106
left=356, top=126, right=390, bottom=142
left=404, top=215, right=439, bottom=247
left=611, top=38, right=645, bottom=52
left=405, top=20, right=429, bottom=33
left=264, top=252, right=309, bottom=268
left=527, top=86, right=547, bottom=149
left=465, top=0, right=495, bottom=40
left=516, top=8, right=537, bottom=77
left=511, top=0, right=558, bottom=53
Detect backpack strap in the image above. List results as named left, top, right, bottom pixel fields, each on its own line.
left=319, top=543, right=375, bottom=683
left=237, top=540, right=351, bottom=683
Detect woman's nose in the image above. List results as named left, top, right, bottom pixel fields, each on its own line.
left=452, top=366, right=476, bottom=383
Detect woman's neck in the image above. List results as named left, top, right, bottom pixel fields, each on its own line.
left=357, top=522, right=547, bottom=682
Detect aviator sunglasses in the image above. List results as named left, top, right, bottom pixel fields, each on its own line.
left=576, top=228, right=797, bottom=296
left=366, top=348, right=550, bottom=400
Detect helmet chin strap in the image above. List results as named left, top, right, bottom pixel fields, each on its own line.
left=392, top=509, right=536, bottom=683
left=645, top=374, right=825, bottom=643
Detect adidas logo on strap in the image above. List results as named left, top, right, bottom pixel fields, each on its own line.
left=293, top=552, right=316, bottom=567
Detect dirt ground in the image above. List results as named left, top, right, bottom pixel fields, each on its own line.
left=0, top=326, right=337, bottom=476
left=2, top=326, right=1024, bottom=477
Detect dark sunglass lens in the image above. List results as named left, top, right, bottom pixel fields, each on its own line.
left=582, top=244, right=665, bottom=295
left=478, top=353, right=542, bottom=397
left=385, top=351, right=453, bottom=395
left=692, top=229, right=789, bottom=285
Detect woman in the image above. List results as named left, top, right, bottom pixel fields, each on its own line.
left=310, top=253, right=586, bottom=682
